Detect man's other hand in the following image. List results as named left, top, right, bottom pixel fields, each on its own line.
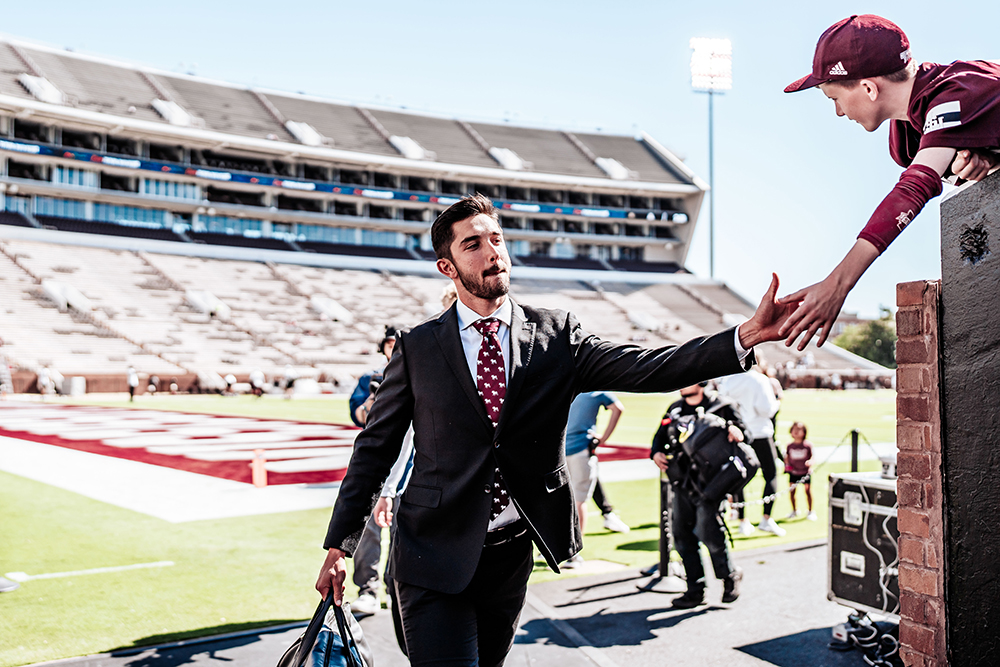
left=727, top=425, right=745, bottom=443
left=316, top=548, right=347, bottom=606
left=952, top=150, right=999, bottom=182
left=374, top=497, right=394, bottom=528
left=737, top=274, right=802, bottom=349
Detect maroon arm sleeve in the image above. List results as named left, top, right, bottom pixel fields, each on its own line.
left=857, top=164, right=943, bottom=254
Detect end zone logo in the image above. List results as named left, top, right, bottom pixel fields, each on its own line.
left=923, top=101, right=962, bottom=134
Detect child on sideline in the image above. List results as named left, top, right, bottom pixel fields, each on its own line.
left=779, top=15, right=1000, bottom=351
left=784, top=422, right=815, bottom=521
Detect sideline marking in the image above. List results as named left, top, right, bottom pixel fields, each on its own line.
left=524, top=591, right=621, bottom=667
left=6, top=560, right=175, bottom=582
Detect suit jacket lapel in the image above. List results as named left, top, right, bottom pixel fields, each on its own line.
left=433, top=304, right=494, bottom=432
left=496, top=301, right=535, bottom=436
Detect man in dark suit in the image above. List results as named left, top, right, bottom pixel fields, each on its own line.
left=317, top=194, right=798, bottom=666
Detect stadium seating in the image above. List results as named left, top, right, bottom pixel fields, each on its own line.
left=0, top=235, right=872, bottom=383
left=35, top=215, right=186, bottom=242
left=0, top=241, right=185, bottom=376
left=518, top=255, right=608, bottom=271
left=298, top=241, right=415, bottom=260
left=187, top=231, right=296, bottom=251
left=0, top=211, right=34, bottom=228
left=609, top=259, right=683, bottom=273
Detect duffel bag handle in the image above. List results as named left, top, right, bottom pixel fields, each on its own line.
left=332, top=605, right=363, bottom=667
left=290, top=594, right=335, bottom=667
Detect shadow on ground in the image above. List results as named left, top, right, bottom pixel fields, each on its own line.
left=736, top=627, right=862, bottom=667
left=110, top=623, right=304, bottom=667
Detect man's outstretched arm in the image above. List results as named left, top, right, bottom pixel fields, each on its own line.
left=776, top=146, right=963, bottom=350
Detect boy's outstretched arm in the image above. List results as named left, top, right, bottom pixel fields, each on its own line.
left=777, top=147, right=959, bottom=350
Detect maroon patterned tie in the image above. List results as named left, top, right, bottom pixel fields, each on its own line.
left=472, top=318, right=510, bottom=520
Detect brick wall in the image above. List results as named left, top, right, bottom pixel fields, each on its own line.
left=895, top=280, right=947, bottom=666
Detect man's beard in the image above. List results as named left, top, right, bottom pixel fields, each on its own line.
left=457, top=264, right=509, bottom=300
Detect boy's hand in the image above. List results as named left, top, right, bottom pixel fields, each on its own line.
left=779, top=240, right=880, bottom=350
left=777, top=276, right=849, bottom=350
left=952, top=150, right=999, bottom=182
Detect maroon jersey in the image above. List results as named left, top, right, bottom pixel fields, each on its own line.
left=784, top=441, right=813, bottom=476
left=889, top=60, right=1000, bottom=168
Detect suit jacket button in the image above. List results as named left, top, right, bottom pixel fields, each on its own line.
left=484, top=484, right=491, bottom=493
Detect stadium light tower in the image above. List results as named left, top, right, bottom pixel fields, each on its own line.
left=690, top=37, right=732, bottom=280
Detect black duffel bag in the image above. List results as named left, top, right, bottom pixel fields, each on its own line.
left=671, top=407, right=760, bottom=506
left=277, top=595, right=373, bottom=667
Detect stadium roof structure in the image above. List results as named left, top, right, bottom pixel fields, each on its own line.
left=0, top=37, right=704, bottom=193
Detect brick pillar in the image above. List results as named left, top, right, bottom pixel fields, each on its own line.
left=895, top=280, right=946, bottom=667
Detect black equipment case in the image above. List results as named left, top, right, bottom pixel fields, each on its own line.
left=828, top=472, right=900, bottom=620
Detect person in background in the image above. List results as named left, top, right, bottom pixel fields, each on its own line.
left=591, top=476, right=630, bottom=534
left=785, top=422, right=817, bottom=521
left=650, top=382, right=747, bottom=608
left=127, top=366, right=139, bottom=402
left=249, top=368, right=266, bottom=397
left=282, top=365, right=298, bottom=400
left=347, top=325, right=403, bottom=617
left=718, top=366, right=784, bottom=537
left=563, top=391, right=624, bottom=568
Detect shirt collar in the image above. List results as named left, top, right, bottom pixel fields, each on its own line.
left=456, top=296, right=512, bottom=331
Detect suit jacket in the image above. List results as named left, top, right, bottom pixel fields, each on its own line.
left=324, top=300, right=750, bottom=594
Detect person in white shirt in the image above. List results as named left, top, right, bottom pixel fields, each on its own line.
left=718, top=368, right=785, bottom=537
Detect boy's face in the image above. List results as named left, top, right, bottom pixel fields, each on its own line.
left=819, top=81, right=882, bottom=132
left=790, top=425, right=806, bottom=441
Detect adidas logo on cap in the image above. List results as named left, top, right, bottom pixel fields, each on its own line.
left=829, top=61, right=848, bottom=76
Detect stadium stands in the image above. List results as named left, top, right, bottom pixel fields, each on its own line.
left=187, top=232, right=296, bottom=251
left=0, top=211, right=34, bottom=228
left=0, top=240, right=186, bottom=376
left=0, top=37, right=887, bottom=390
left=35, top=216, right=186, bottom=242
left=298, top=241, right=415, bottom=260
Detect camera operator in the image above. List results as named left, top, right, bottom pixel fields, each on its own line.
left=651, top=382, right=747, bottom=608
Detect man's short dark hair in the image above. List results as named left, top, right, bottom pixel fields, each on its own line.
left=431, top=193, right=499, bottom=261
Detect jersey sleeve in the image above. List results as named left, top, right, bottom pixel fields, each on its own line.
left=889, top=120, right=922, bottom=168
left=917, top=73, right=1000, bottom=151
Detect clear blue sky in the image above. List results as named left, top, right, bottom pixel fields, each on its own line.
left=5, top=1, right=999, bottom=317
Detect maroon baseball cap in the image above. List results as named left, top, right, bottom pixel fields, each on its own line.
left=784, top=15, right=912, bottom=93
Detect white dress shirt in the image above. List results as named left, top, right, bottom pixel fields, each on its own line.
left=455, top=297, right=520, bottom=530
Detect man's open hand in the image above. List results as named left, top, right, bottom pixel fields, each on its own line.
left=737, top=274, right=802, bottom=349
left=315, top=548, right=347, bottom=606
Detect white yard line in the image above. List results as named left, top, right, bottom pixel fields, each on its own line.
left=5, top=561, right=175, bottom=582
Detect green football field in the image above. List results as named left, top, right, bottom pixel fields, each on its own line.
left=0, top=389, right=893, bottom=666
